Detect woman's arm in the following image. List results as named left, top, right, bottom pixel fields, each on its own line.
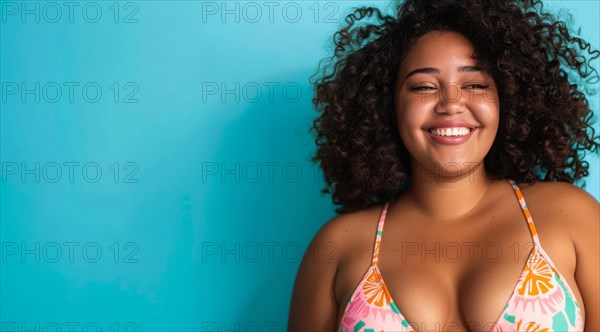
left=567, top=185, right=600, bottom=331
left=288, top=217, right=345, bottom=331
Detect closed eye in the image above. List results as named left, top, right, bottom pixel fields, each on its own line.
left=464, top=84, right=488, bottom=89
left=409, top=84, right=488, bottom=91
left=408, top=86, right=436, bottom=91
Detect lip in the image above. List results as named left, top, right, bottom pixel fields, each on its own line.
left=425, top=127, right=477, bottom=145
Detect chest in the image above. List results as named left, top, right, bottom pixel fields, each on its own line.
left=375, top=240, right=533, bottom=330
left=335, top=205, right=577, bottom=330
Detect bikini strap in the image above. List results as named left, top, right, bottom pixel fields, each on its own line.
left=371, top=201, right=390, bottom=267
left=508, top=179, right=542, bottom=249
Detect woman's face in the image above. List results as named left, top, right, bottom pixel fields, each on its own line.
left=394, top=30, right=500, bottom=178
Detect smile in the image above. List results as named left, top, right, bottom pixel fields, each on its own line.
left=427, top=127, right=473, bottom=137
left=425, top=127, right=477, bottom=144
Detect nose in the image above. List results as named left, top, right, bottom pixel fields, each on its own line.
left=434, top=83, right=466, bottom=115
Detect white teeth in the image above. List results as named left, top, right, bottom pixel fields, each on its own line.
left=429, top=127, right=472, bottom=137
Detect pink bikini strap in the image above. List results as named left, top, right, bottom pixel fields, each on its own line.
left=508, top=179, right=542, bottom=249
left=371, top=201, right=389, bottom=267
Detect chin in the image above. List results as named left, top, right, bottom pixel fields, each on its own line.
left=421, top=157, right=483, bottom=175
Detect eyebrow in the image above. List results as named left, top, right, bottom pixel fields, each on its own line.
left=404, top=65, right=482, bottom=80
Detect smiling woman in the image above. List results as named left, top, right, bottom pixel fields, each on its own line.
left=395, top=31, right=501, bottom=178
left=289, top=0, right=600, bottom=331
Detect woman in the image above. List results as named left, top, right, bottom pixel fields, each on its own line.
left=289, top=0, right=599, bottom=331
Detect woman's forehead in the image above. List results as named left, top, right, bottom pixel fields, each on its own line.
left=397, top=31, right=493, bottom=80
left=404, top=31, right=477, bottom=66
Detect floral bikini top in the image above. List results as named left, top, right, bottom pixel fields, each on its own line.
left=338, top=179, right=584, bottom=332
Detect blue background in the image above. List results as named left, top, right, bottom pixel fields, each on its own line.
left=1, top=0, right=598, bottom=330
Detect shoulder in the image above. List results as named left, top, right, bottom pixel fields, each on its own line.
left=305, top=203, right=385, bottom=264
left=518, top=180, right=599, bottom=242
left=518, top=180, right=598, bottom=216
left=288, top=203, right=385, bottom=325
left=521, top=181, right=600, bottom=329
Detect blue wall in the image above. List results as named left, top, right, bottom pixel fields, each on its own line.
left=1, top=1, right=598, bottom=330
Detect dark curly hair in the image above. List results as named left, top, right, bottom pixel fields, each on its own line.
left=309, top=0, right=600, bottom=214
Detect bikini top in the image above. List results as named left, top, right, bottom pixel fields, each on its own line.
left=337, top=179, right=584, bottom=332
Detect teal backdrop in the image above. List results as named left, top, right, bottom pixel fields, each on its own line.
left=1, top=0, right=598, bottom=330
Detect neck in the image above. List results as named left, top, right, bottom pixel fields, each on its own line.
left=403, top=161, right=496, bottom=222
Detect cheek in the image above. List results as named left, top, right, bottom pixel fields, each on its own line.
left=396, top=93, right=433, bottom=124
left=477, top=101, right=500, bottom=131
left=479, top=89, right=500, bottom=128
left=396, top=103, right=413, bottom=126
left=396, top=105, right=426, bottom=144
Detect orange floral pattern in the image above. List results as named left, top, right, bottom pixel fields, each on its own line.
left=362, top=269, right=391, bottom=307
left=518, top=249, right=554, bottom=296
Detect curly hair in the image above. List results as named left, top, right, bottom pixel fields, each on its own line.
left=309, top=0, right=600, bottom=214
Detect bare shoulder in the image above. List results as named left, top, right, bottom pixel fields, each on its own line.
left=518, top=180, right=599, bottom=242
left=519, top=180, right=599, bottom=216
left=288, top=203, right=385, bottom=327
left=307, top=203, right=385, bottom=263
